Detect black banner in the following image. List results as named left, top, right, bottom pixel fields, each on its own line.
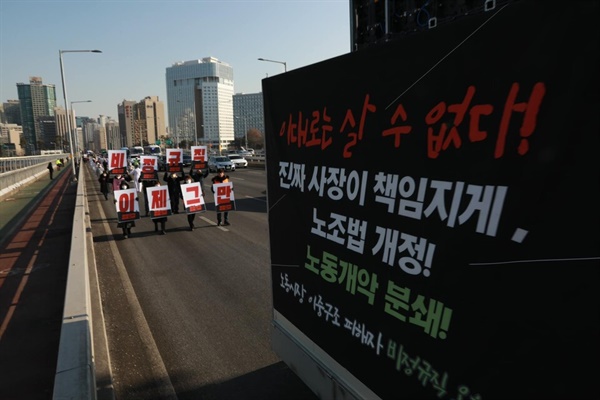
left=264, top=1, right=599, bottom=399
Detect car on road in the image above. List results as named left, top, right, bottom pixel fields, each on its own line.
left=227, top=154, right=248, bottom=168
left=208, top=156, right=235, bottom=172
left=182, top=154, right=192, bottom=167
left=158, top=154, right=192, bottom=171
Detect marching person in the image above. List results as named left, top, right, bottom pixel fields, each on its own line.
left=186, top=167, right=209, bottom=231
left=191, top=166, right=209, bottom=187
left=183, top=174, right=197, bottom=231
left=130, top=163, right=144, bottom=211
left=114, top=180, right=136, bottom=239
left=147, top=181, right=168, bottom=235
left=211, top=168, right=231, bottom=226
left=142, top=178, right=158, bottom=217
left=98, top=171, right=110, bottom=200
left=163, top=171, right=183, bottom=214
left=111, top=174, right=125, bottom=199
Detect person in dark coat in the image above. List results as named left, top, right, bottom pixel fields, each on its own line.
left=211, top=168, right=231, bottom=226
left=47, top=162, right=54, bottom=180
left=142, top=178, right=158, bottom=217
left=98, top=171, right=110, bottom=200
left=163, top=172, right=183, bottom=214
left=191, top=167, right=209, bottom=186
left=114, top=181, right=136, bottom=239
left=147, top=180, right=167, bottom=235
left=186, top=168, right=209, bottom=231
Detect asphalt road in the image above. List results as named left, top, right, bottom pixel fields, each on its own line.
left=86, top=165, right=318, bottom=400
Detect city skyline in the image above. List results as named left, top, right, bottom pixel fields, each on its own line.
left=0, top=1, right=351, bottom=126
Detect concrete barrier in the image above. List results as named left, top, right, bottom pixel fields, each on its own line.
left=52, top=167, right=96, bottom=399
left=246, top=155, right=266, bottom=169
left=0, top=163, right=50, bottom=199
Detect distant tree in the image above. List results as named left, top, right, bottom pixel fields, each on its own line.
left=247, top=129, right=264, bottom=149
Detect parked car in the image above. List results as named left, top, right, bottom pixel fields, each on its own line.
left=182, top=154, right=192, bottom=167
left=208, top=156, right=235, bottom=172
left=227, top=154, right=248, bottom=168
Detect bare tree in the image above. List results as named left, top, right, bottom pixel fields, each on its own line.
left=247, top=129, right=264, bottom=149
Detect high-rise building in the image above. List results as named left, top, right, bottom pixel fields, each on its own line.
left=38, top=116, right=58, bottom=150
left=78, top=116, right=98, bottom=153
left=138, top=96, right=166, bottom=146
left=2, top=100, right=21, bottom=125
left=233, top=92, right=264, bottom=148
left=105, top=118, right=120, bottom=151
left=117, top=96, right=165, bottom=148
left=166, top=57, right=235, bottom=152
left=53, top=106, right=74, bottom=152
left=93, top=123, right=108, bottom=153
left=0, top=123, right=23, bottom=156
left=117, top=100, right=136, bottom=148
left=16, top=77, right=57, bottom=154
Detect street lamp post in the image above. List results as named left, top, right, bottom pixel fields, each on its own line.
left=59, top=49, right=102, bottom=181
left=71, top=100, right=92, bottom=154
left=257, top=57, right=287, bottom=72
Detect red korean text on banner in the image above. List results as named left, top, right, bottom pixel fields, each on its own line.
left=114, top=188, right=140, bottom=222
left=147, top=185, right=172, bottom=218
left=181, top=182, right=206, bottom=213
left=108, top=150, right=127, bottom=175
left=166, top=149, right=183, bottom=174
left=213, top=182, right=236, bottom=213
left=191, top=146, right=208, bottom=170
left=140, top=156, right=158, bottom=180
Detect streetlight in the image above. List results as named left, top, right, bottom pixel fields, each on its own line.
left=71, top=100, right=92, bottom=154
left=59, top=49, right=102, bottom=181
left=258, top=57, right=287, bottom=72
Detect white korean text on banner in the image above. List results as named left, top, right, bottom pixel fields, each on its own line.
left=262, top=1, right=599, bottom=399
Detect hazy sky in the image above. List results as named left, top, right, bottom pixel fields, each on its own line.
left=0, top=0, right=351, bottom=124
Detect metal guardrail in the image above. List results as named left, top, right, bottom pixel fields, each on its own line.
left=245, top=155, right=266, bottom=167
left=0, top=163, right=52, bottom=199
left=0, top=154, right=69, bottom=173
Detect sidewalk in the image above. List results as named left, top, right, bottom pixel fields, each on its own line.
left=0, top=163, right=71, bottom=236
left=0, top=163, right=77, bottom=399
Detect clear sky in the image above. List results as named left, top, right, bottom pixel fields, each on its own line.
left=0, top=0, right=351, bottom=125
